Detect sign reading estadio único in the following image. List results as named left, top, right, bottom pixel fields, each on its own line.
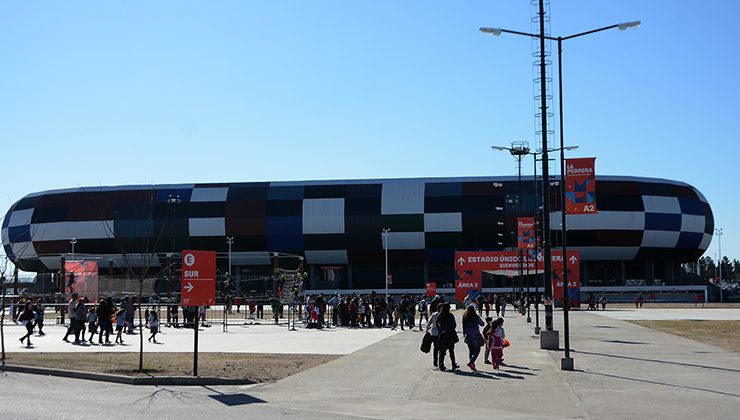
left=180, top=250, right=216, bottom=307
left=454, top=250, right=581, bottom=308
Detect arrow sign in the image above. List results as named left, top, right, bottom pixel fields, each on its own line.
left=184, top=282, right=194, bottom=292
left=458, top=257, right=465, bottom=266
left=569, top=255, right=578, bottom=265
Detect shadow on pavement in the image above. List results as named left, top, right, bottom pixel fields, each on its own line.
left=573, top=350, right=740, bottom=373
left=601, top=340, right=649, bottom=345
left=577, top=370, right=740, bottom=399
left=450, top=370, right=500, bottom=380
left=203, top=385, right=267, bottom=406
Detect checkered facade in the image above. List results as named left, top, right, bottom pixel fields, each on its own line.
left=2, top=176, right=712, bottom=272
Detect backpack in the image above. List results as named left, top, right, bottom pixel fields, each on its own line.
left=419, top=300, right=427, bottom=313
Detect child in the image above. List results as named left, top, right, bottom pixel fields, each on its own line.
left=115, top=309, right=126, bottom=344
left=487, top=318, right=506, bottom=370
left=87, top=307, right=98, bottom=343
left=148, top=307, right=159, bottom=343
left=482, top=317, right=493, bottom=364
left=34, top=299, right=45, bottom=336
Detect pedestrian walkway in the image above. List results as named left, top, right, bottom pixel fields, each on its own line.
left=1, top=322, right=399, bottom=354
left=247, top=309, right=740, bottom=419
left=1, top=308, right=739, bottom=419
left=589, top=307, right=740, bottom=321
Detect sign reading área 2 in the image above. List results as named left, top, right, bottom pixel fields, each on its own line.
left=180, top=250, right=216, bottom=307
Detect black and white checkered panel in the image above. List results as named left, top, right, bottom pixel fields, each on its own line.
left=2, top=176, right=713, bottom=273
left=550, top=176, right=712, bottom=262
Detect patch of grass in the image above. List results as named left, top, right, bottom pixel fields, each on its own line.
left=629, top=320, right=740, bottom=353
left=2, top=352, right=339, bottom=382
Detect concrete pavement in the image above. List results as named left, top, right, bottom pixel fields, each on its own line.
left=1, top=308, right=739, bottom=419
left=588, top=307, right=740, bottom=321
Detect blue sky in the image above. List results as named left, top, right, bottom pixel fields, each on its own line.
left=1, top=1, right=738, bottom=266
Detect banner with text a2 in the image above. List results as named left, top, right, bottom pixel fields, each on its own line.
left=565, top=157, right=597, bottom=214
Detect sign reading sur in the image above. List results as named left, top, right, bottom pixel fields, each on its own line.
left=180, top=250, right=216, bottom=307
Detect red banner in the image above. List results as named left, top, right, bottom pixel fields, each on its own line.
left=425, top=282, right=437, bottom=297
left=65, top=260, right=99, bottom=299
left=181, top=250, right=216, bottom=307
left=455, top=277, right=481, bottom=307
left=517, top=217, right=535, bottom=249
left=565, top=157, right=597, bottom=214
left=454, top=250, right=580, bottom=308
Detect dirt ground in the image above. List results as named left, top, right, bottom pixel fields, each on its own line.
left=629, top=320, right=740, bottom=353
left=1, top=352, right=339, bottom=383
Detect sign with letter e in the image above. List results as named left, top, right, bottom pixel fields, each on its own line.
left=180, top=250, right=216, bottom=307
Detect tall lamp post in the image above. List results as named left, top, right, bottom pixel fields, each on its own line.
left=481, top=18, right=639, bottom=368
left=715, top=228, right=723, bottom=303
left=492, top=142, right=530, bottom=300
left=69, top=238, right=77, bottom=260
left=382, top=228, right=390, bottom=301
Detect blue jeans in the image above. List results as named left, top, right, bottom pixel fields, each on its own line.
left=466, top=335, right=483, bottom=364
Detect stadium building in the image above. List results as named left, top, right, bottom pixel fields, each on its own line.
left=2, top=176, right=713, bottom=292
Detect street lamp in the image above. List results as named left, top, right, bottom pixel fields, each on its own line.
left=715, top=228, right=723, bottom=303
left=480, top=15, right=639, bottom=370
left=226, top=236, right=234, bottom=292
left=492, top=142, right=530, bottom=300
left=69, top=238, right=77, bottom=259
left=382, top=228, right=390, bottom=300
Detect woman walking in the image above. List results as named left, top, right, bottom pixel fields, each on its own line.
left=462, top=305, right=485, bottom=372
left=17, top=301, right=35, bottom=347
left=436, top=303, right=460, bottom=371
left=425, top=302, right=441, bottom=368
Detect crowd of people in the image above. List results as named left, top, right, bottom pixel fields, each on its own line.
left=424, top=301, right=507, bottom=372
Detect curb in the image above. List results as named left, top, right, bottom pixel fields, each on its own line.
left=0, top=364, right=253, bottom=386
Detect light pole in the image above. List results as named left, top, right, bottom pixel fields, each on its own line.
left=492, top=142, right=530, bottom=301
left=226, top=236, right=234, bottom=292
left=382, top=228, right=390, bottom=301
left=69, top=237, right=77, bottom=260
left=480, top=16, right=639, bottom=369
left=715, top=228, right=723, bottom=303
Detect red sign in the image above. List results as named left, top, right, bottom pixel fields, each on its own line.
left=565, top=157, right=597, bottom=214
left=425, top=282, right=437, bottom=297
left=455, top=278, right=481, bottom=306
left=181, top=250, right=216, bottom=307
left=454, top=250, right=580, bottom=308
left=517, top=217, right=535, bottom=249
left=65, top=260, right=99, bottom=299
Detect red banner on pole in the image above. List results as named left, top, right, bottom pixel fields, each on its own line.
left=425, top=282, right=437, bottom=297
left=565, top=157, right=597, bottom=214
left=181, top=250, right=216, bottom=307
left=517, top=217, right=536, bottom=249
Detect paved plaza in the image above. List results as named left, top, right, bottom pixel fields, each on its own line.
left=589, top=307, right=740, bottom=321
left=1, top=308, right=739, bottom=419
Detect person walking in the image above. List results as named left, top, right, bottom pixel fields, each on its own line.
left=425, top=303, right=441, bottom=368
left=33, top=299, right=45, bottom=336
left=74, top=297, right=88, bottom=344
left=115, top=308, right=126, bottom=344
left=436, top=303, right=460, bottom=372
left=62, top=293, right=79, bottom=342
left=462, top=305, right=485, bottom=372
left=482, top=317, right=494, bottom=364
left=148, top=307, right=160, bottom=343
left=87, top=306, right=98, bottom=344
left=17, top=301, right=35, bottom=347
left=487, top=317, right=506, bottom=370
left=418, top=296, right=428, bottom=330
left=96, top=298, right=112, bottom=344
